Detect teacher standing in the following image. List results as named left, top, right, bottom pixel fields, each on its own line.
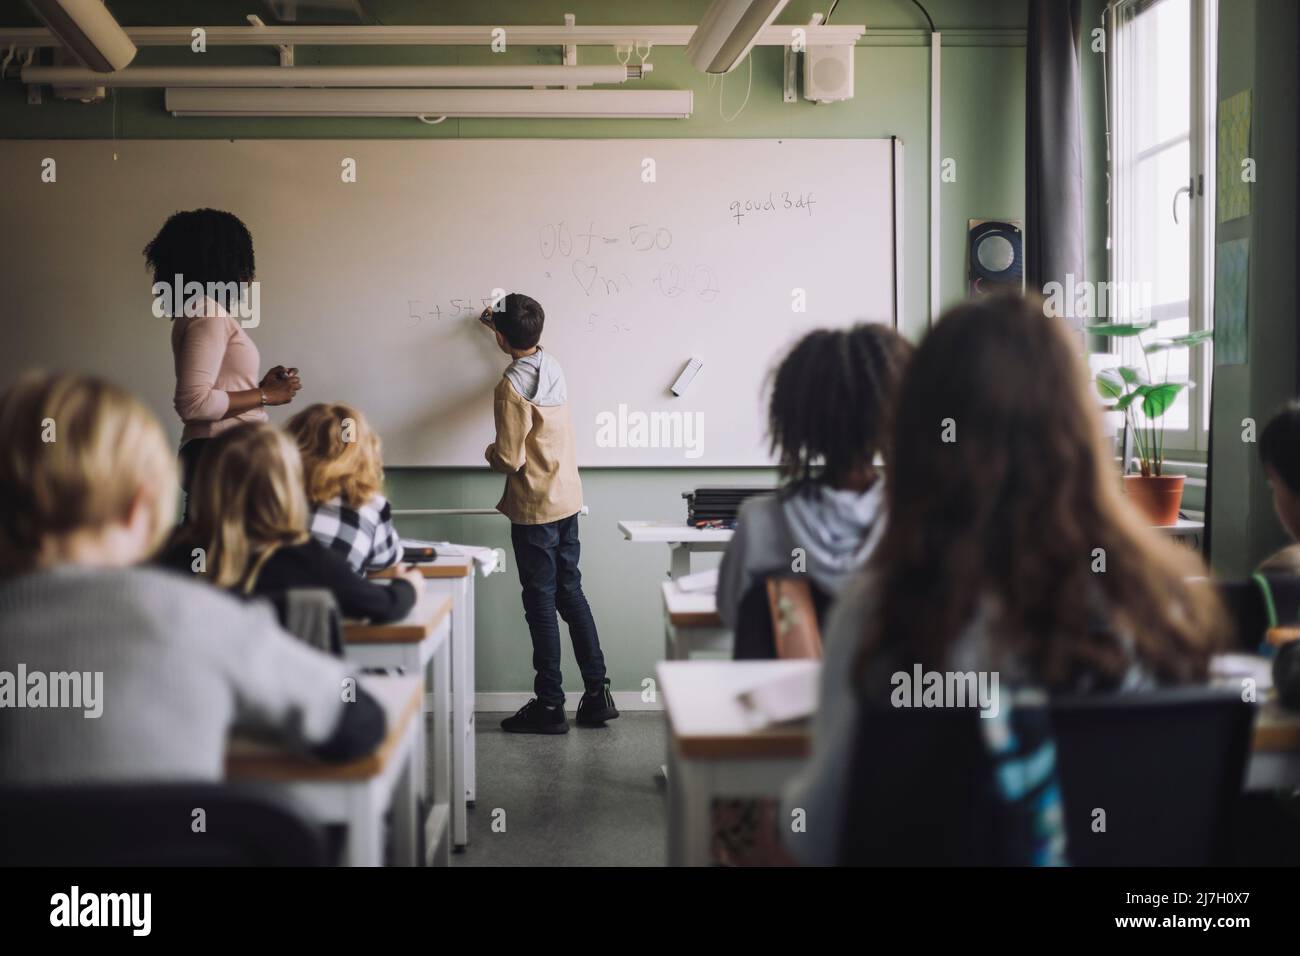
left=143, top=208, right=301, bottom=508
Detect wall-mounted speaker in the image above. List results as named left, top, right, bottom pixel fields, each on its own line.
left=967, top=219, right=1024, bottom=296
left=802, top=45, right=854, bottom=103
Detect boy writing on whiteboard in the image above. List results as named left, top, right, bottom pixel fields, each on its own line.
left=480, top=293, right=619, bottom=734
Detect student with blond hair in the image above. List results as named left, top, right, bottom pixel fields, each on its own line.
left=285, top=402, right=403, bottom=575
left=0, top=372, right=384, bottom=785
left=160, top=423, right=422, bottom=622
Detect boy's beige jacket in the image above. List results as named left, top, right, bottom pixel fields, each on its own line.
left=486, top=377, right=583, bottom=525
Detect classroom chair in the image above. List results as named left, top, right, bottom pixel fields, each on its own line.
left=733, top=575, right=831, bottom=659
left=1051, top=687, right=1254, bottom=866
left=838, top=702, right=1035, bottom=865
left=838, top=686, right=1253, bottom=866
left=1215, top=575, right=1300, bottom=652
left=263, top=588, right=344, bottom=656
left=0, top=784, right=328, bottom=866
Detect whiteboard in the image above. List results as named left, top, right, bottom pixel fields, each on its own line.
left=0, top=138, right=901, bottom=466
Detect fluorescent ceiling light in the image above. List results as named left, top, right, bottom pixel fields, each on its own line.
left=24, top=0, right=136, bottom=71
left=164, top=88, right=694, bottom=119
left=686, top=0, right=791, bottom=74
left=0, top=23, right=866, bottom=49
left=24, top=64, right=647, bottom=88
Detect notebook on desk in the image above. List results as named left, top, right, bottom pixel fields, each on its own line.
left=736, top=665, right=819, bottom=728
left=400, top=539, right=500, bottom=576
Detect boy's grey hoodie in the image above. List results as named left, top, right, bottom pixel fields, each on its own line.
left=504, top=348, right=567, bottom=407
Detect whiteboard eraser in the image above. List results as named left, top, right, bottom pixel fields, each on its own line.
left=671, top=357, right=703, bottom=396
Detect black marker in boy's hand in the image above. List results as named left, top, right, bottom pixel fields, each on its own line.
left=479, top=307, right=496, bottom=327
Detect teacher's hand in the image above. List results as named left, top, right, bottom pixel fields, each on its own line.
left=259, top=365, right=302, bottom=406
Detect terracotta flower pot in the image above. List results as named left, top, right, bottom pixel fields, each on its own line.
left=1123, top=474, right=1185, bottom=527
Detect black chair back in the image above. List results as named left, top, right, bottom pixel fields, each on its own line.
left=839, top=686, right=1254, bottom=866
left=0, top=784, right=327, bottom=866
left=1050, top=686, right=1254, bottom=866
left=839, top=703, right=1023, bottom=865
left=733, top=575, right=833, bottom=660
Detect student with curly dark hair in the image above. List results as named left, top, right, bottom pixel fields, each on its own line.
left=143, top=208, right=302, bottom=510
left=716, top=323, right=913, bottom=639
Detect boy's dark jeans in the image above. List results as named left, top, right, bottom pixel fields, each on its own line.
left=511, top=512, right=607, bottom=708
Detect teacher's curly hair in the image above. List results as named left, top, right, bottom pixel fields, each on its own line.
left=143, top=208, right=256, bottom=291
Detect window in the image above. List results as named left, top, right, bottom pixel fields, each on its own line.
left=1106, top=0, right=1217, bottom=453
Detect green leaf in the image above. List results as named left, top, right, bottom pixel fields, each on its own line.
left=1118, top=365, right=1149, bottom=385
left=1115, top=388, right=1148, bottom=411
left=1095, top=368, right=1126, bottom=400
left=1144, top=329, right=1215, bottom=353
left=1084, top=322, right=1152, bottom=337
left=1140, top=382, right=1186, bottom=419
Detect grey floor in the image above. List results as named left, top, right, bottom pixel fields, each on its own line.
left=449, top=712, right=668, bottom=867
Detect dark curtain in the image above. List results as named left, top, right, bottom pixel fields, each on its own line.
left=1025, top=0, right=1087, bottom=311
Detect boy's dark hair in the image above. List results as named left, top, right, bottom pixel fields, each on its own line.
left=493, top=293, right=545, bottom=350
left=143, top=208, right=255, bottom=292
left=768, top=324, right=913, bottom=488
left=1260, top=401, right=1300, bottom=494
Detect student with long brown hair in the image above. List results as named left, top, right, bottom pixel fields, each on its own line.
left=782, top=294, right=1229, bottom=866
left=160, top=423, right=422, bottom=623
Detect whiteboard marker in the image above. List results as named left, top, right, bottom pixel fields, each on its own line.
left=671, top=357, right=703, bottom=397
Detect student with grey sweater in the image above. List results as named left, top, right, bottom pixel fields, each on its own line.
left=716, top=325, right=912, bottom=637
left=0, top=372, right=384, bottom=787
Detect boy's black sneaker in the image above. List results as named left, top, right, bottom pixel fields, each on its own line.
left=501, top=699, right=569, bottom=735
left=576, top=679, right=620, bottom=727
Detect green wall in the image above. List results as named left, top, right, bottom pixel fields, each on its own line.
left=1209, top=0, right=1299, bottom=576
left=3, top=0, right=1044, bottom=694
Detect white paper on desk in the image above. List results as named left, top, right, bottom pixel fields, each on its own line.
left=674, top=567, right=718, bottom=594
left=736, top=666, right=819, bottom=728
left=1211, top=653, right=1274, bottom=691
left=400, top=539, right=500, bottom=577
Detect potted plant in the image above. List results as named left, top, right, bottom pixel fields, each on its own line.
left=1087, top=321, right=1214, bottom=526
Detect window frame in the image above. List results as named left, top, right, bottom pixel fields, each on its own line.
left=1107, top=0, right=1218, bottom=456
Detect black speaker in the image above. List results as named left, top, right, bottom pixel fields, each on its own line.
left=968, top=219, right=1024, bottom=296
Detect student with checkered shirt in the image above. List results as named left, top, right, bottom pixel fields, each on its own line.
left=286, top=403, right=405, bottom=576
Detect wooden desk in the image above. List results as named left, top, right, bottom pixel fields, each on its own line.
left=227, top=674, right=423, bottom=867
left=659, top=658, right=1300, bottom=867
left=618, top=520, right=733, bottom=579
left=660, top=581, right=730, bottom=659
left=374, top=557, right=477, bottom=848
left=343, top=596, right=452, bottom=866
left=659, top=660, right=815, bottom=866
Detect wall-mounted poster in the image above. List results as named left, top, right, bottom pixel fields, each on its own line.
left=1214, top=237, right=1250, bottom=365
left=1217, top=90, right=1252, bottom=223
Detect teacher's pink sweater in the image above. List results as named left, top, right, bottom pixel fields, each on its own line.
left=170, top=306, right=268, bottom=443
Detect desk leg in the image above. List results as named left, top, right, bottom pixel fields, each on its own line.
left=451, top=577, right=470, bottom=848
left=392, top=753, right=419, bottom=867
left=345, top=786, right=384, bottom=867
left=407, top=645, right=426, bottom=811
left=428, top=632, right=452, bottom=867
left=666, top=743, right=712, bottom=867
left=464, top=575, right=477, bottom=806
left=669, top=543, right=691, bottom=580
